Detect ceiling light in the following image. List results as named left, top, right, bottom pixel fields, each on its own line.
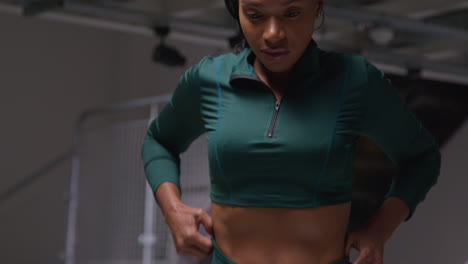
left=368, top=25, right=395, bottom=46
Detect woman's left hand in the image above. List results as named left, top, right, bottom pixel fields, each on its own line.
left=344, top=225, right=387, bottom=264
left=344, top=197, right=410, bottom=264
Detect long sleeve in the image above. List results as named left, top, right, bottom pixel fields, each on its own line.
left=141, top=57, right=208, bottom=195
left=360, top=59, right=441, bottom=221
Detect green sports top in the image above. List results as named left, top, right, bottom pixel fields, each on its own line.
left=141, top=39, right=441, bottom=221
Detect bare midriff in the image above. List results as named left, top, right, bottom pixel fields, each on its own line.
left=211, top=201, right=352, bottom=264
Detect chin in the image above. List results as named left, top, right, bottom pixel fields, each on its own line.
left=258, top=56, right=294, bottom=72
left=264, top=63, right=292, bottom=74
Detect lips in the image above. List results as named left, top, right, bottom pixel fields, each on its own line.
left=262, top=48, right=290, bottom=56
left=261, top=48, right=290, bottom=60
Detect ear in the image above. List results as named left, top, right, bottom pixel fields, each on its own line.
left=316, top=1, right=323, bottom=18
left=316, top=1, right=324, bottom=15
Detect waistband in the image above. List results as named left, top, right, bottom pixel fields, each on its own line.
left=211, top=237, right=237, bottom=264
left=210, top=237, right=351, bottom=264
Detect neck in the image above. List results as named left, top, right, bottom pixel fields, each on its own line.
left=254, top=58, right=290, bottom=88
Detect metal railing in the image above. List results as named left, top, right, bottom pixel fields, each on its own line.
left=0, top=94, right=179, bottom=264
left=65, top=94, right=171, bottom=264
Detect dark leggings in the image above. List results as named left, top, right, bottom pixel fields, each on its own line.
left=210, top=237, right=351, bottom=264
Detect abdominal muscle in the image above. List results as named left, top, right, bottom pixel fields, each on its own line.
left=210, top=201, right=352, bottom=264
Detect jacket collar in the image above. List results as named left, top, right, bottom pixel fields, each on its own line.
left=229, top=38, right=321, bottom=87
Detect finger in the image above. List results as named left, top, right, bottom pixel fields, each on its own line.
left=374, top=252, right=384, bottom=264
left=365, top=246, right=383, bottom=264
left=198, top=209, right=214, bottom=236
left=190, top=241, right=214, bottom=257
left=188, top=233, right=213, bottom=254
left=353, top=248, right=372, bottom=264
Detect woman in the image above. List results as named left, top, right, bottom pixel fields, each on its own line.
left=141, top=0, right=442, bottom=263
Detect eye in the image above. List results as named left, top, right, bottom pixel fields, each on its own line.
left=285, top=11, right=301, bottom=18
left=247, top=13, right=263, bottom=20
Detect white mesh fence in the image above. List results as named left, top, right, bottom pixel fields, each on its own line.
left=72, top=106, right=210, bottom=264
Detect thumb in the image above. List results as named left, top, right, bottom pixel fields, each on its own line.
left=198, top=210, right=214, bottom=236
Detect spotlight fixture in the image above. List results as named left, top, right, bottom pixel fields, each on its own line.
left=152, top=26, right=186, bottom=67
left=368, top=24, right=395, bottom=46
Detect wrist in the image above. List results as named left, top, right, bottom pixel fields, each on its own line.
left=365, top=197, right=409, bottom=242
left=384, top=196, right=411, bottom=222
left=154, top=182, right=182, bottom=217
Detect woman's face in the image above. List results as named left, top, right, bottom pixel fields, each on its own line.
left=238, top=0, right=323, bottom=75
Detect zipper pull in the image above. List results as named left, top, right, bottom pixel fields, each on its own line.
left=267, top=101, right=282, bottom=138
left=275, top=101, right=281, bottom=111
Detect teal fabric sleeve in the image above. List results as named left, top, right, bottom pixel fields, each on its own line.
left=141, top=57, right=207, bottom=195
left=361, top=59, right=441, bottom=221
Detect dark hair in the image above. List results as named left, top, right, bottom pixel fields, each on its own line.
left=224, top=0, right=250, bottom=53
left=224, top=0, right=325, bottom=53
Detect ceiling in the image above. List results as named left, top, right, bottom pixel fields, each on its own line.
left=74, top=0, right=468, bottom=79
left=1, top=0, right=467, bottom=82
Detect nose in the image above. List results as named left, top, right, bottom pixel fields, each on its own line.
left=263, top=18, right=286, bottom=45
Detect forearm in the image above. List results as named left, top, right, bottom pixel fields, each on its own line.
left=363, top=196, right=410, bottom=242
left=155, top=182, right=183, bottom=219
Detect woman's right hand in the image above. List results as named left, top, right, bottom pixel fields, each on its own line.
left=164, top=202, right=214, bottom=258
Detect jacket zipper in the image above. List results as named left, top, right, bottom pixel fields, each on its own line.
left=230, top=73, right=285, bottom=138
left=267, top=100, right=281, bottom=138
